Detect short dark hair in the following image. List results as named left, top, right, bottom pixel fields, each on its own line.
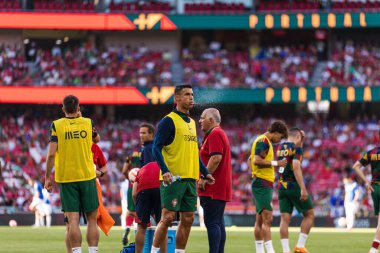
left=174, top=84, right=192, bottom=95
left=288, top=127, right=302, bottom=137
left=63, top=95, right=79, bottom=114
left=140, top=123, right=155, bottom=135
left=268, top=120, right=288, bottom=138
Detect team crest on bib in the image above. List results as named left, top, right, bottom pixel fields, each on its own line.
left=172, top=198, right=178, bottom=208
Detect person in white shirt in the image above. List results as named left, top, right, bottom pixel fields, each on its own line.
left=343, top=173, right=361, bottom=230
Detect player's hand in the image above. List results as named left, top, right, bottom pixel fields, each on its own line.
left=198, top=179, right=206, bottom=191
left=204, top=174, right=215, bottom=185
left=365, top=182, right=374, bottom=193
left=300, top=188, right=308, bottom=201
left=44, top=179, right=52, bottom=193
left=277, top=159, right=288, bottom=167
left=162, top=172, right=173, bottom=185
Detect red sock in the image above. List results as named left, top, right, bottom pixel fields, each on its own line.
left=372, top=240, right=380, bottom=249
left=126, top=215, right=134, bottom=227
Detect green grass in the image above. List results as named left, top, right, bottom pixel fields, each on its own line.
left=0, top=226, right=375, bottom=252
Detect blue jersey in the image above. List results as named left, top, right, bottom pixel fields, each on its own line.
left=34, top=181, right=44, bottom=200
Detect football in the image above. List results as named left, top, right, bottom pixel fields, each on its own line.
left=9, top=219, right=17, bottom=227
left=128, top=168, right=140, bottom=183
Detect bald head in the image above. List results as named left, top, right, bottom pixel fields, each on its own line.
left=199, top=108, right=221, bottom=132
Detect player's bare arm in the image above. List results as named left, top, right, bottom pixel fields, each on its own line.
left=132, top=182, right=138, bottom=203
left=45, top=141, right=58, bottom=193
left=352, top=160, right=374, bottom=192
left=254, top=154, right=287, bottom=167
left=206, top=154, right=222, bottom=174
left=292, top=159, right=308, bottom=201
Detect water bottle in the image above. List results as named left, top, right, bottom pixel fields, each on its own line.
left=163, top=175, right=181, bottom=186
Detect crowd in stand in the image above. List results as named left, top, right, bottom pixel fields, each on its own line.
left=0, top=108, right=376, bottom=216
left=183, top=43, right=317, bottom=88
left=3, top=41, right=380, bottom=88
left=1, top=43, right=172, bottom=87
left=322, top=42, right=380, bottom=87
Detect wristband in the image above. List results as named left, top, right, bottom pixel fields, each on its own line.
left=271, top=161, right=278, bottom=166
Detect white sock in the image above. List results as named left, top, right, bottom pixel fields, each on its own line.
left=72, top=247, right=82, bottom=253
left=150, top=246, right=160, bottom=253
left=264, top=240, right=275, bottom=253
left=296, top=233, right=308, bottom=248
left=89, top=246, right=98, bottom=253
left=281, top=238, right=290, bottom=252
left=175, top=249, right=185, bottom=253
left=255, top=240, right=265, bottom=253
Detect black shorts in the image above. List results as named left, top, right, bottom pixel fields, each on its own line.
left=136, top=188, right=161, bottom=224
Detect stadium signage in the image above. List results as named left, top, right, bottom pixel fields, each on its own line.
left=0, top=86, right=378, bottom=104
left=141, top=86, right=378, bottom=104
left=0, top=12, right=374, bottom=30
left=0, top=87, right=148, bottom=104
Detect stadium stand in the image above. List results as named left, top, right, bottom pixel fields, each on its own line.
left=183, top=43, right=317, bottom=88
left=321, top=42, right=380, bottom=87
left=1, top=44, right=172, bottom=87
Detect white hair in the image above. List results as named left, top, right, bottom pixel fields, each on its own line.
left=204, top=108, right=221, bottom=124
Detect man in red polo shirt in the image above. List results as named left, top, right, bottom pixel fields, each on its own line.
left=132, top=162, right=166, bottom=253
left=198, top=108, right=232, bottom=253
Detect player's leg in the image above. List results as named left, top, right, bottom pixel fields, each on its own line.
left=254, top=213, right=265, bottom=253
left=65, top=212, right=82, bottom=249
left=152, top=188, right=168, bottom=253
left=60, top=183, right=83, bottom=252
left=279, top=189, right=293, bottom=253
left=151, top=208, right=176, bottom=252
left=151, top=180, right=184, bottom=252
left=123, top=187, right=136, bottom=246
left=80, top=179, right=99, bottom=253
left=123, top=210, right=135, bottom=246
left=44, top=203, right=52, bottom=227
left=176, top=181, right=197, bottom=251
left=294, top=191, right=314, bottom=253
left=262, top=209, right=275, bottom=253
left=36, top=204, right=45, bottom=227
left=64, top=214, right=73, bottom=253
left=176, top=211, right=195, bottom=250
left=135, top=223, right=148, bottom=253
left=370, top=184, right=380, bottom=253
left=254, top=183, right=274, bottom=253
left=280, top=213, right=291, bottom=253
left=294, top=208, right=314, bottom=253
left=135, top=189, right=152, bottom=253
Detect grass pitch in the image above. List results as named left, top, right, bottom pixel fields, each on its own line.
left=0, top=226, right=374, bottom=253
